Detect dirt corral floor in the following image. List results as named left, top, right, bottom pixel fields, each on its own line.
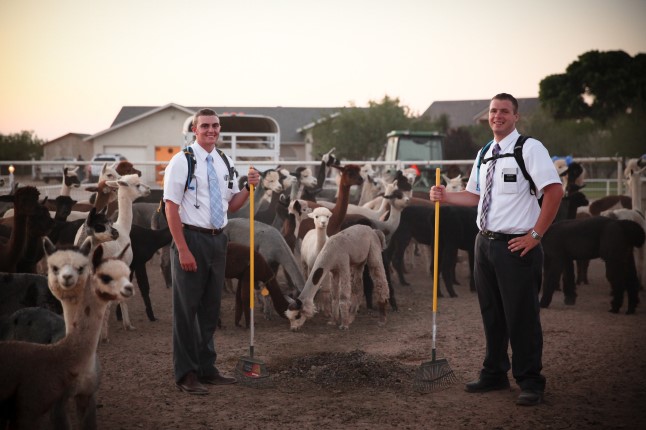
left=96, top=253, right=646, bottom=430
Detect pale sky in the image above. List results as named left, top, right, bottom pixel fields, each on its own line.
left=1, top=0, right=645, bottom=141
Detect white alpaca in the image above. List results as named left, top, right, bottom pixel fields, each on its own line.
left=75, top=173, right=151, bottom=341
left=285, top=225, right=389, bottom=331
left=624, top=157, right=646, bottom=212
left=300, top=207, right=334, bottom=320
left=0, top=240, right=133, bottom=430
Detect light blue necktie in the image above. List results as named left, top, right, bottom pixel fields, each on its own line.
left=206, top=154, right=224, bottom=229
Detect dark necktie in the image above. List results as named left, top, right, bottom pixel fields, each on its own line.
left=479, top=143, right=501, bottom=230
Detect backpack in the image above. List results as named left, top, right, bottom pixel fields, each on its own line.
left=476, top=135, right=542, bottom=204
left=184, top=145, right=237, bottom=191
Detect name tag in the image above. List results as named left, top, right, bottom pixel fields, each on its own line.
left=502, top=167, right=518, bottom=193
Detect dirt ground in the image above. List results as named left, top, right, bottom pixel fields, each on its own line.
left=95, top=252, right=646, bottom=430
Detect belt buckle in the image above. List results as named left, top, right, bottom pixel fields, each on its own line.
left=482, top=230, right=494, bottom=239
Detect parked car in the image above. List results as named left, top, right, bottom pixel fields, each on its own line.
left=40, top=157, right=78, bottom=184
left=89, top=153, right=126, bottom=182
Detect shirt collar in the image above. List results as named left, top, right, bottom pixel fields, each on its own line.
left=496, top=129, right=520, bottom=153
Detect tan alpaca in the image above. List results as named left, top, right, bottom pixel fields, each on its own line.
left=0, top=240, right=134, bottom=430
left=286, top=224, right=389, bottom=331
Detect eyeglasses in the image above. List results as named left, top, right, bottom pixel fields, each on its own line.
left=199, top=123, right=221, bottom=130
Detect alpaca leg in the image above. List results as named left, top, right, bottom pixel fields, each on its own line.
left=234, top=279, right=243, bottom=327
left=540, top=255, right=563, bottom=308
left=160, top=245, right=172, bottom=288
left=101, top=303, right=111, bottom=342
left=120, top=302, right=135, bottom=331
left=338, top=269, right=355, bottom=330
left=76, top=393, right=98, bottom=430
left=381, top=251, right=398, bottom=311
left=606, top=259, right=625, bottom=313
left=367, top=245, right=389, bottom=326
left=135, top=264, right=156, bottom=321
left=625, top=255, right=640, bottom=314
left=50, top=398, right=71, bottom=430
left=562, top=259, right=577, bottom=305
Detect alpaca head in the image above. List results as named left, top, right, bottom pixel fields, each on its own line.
left=261, top=170, right=283, bottom=193
left=308, top=207, right=332, bottom=230
left=332, top=164, right=364, bottom=188
left=107, top=173, right=151, bottom=201
left=285, top=298, right=317, bottom=331
left=63, top=167, right=81, bottom=189
left=385, top=189, right=410, bottom=211
left=295, top=167, right=317, bottom=189
left=360, top=163, right=376, bottom=184
left=278, top=168, right=297, bottom=189
left=91, top=244, right=135, bottom=302
left=288, top=199, right=313, bottom=221
left=85, top=206, right=119, bottom=245
left=43, top=237, right=92, bottom=300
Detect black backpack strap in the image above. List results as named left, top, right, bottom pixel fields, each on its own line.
left=184, top=146, right=197, bottom=191
left=513, top=135, right=537, bottom=196
left=215, top=148, right=236, bottom=189
left=476, top=140, right=494, bottom=192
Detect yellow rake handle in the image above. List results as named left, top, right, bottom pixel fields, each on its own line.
left=249, top=182, right=255, bottom=311
left=433, top=167, right=440, bottom=313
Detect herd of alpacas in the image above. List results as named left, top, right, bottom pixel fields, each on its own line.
left=0, top=151, right=644, bottom=428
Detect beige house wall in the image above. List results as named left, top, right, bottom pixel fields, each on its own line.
left=43, top=135, right=92, bottom=161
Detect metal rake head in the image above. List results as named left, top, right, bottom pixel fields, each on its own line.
left=413, top=358, right=458, bottom=393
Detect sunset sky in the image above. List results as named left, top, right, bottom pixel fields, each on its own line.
left=1, top=0, right=645, bottom=141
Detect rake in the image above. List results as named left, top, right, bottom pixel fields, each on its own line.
left=413, top=167, right=458, bottom=393
left=235, top=180, right=271, bottom=387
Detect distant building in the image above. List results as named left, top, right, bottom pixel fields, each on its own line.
left=41, top=133, right=92, bottom=160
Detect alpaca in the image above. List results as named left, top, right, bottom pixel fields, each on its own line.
left=601, top=208, right=646, bottom=286
left=0, top=240, right=133, bottom=430
left=386, top=204, right=479, bottom=296
left=225, top=218, right=306, bottom=297
left=0, top=272, right=62, bottom=318
left=0, top=307, right=65, bottom=344
left=60, top=167, right=81, bottom=196
left=126, top=224, right=172, bottom=321
left=298, top=163, right=364, bottom=239
left=225, top=242, right=290, bottom=327
left=229, top=168, right=283, bottom=219
left=624, top=157, right=646, bottom=212
left=286, top=225, right=389, bottom=331
left=0, top=186, right=42, bottom=272
left=75, top=174, right=151, bottom=341
left=540, top=216, right=645, bottom=313
left=300, top=207, right=334, bottom=320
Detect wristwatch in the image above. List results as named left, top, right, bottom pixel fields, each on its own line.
left=530, top=229, right=542, bottom=241
left=244, top=181, right=251, bottom=191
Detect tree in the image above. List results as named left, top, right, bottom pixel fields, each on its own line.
left=0, top=131, right=45, bottom=175
left=539, top=50, right=646, bottom=123
left=312, top=96, right=439, bottom=161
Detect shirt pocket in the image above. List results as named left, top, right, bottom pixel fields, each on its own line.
left=501, top=167, right=518, bottom=194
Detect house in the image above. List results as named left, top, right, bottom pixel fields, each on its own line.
left=42, top=133, right=92, bottom=161
left=422, top=98, right=540, bottom=128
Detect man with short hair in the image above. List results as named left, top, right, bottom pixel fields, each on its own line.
left=164, top=108, right=260, bottom=395
left=430, top=93, right=563, bottom=406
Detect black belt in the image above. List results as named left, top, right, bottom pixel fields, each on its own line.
left=480, top=230, right=526, bottom=241
left=182, top=223, right=224, bottom=236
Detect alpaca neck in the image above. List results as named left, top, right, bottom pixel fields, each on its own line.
left=59, top=282, right=111, bottom=370
left=6, top=213, right=28, bottom=269
left=328, top=183, right=352, bottom=235
left=314, top=226, right=328, bottom=254
left=115, top=192, right=135, bottom=233
left=630, top=173, right=642, bottom=212
left=61, top=183, right=72, bottom=197
left=358, top=181, right=377, bottom=206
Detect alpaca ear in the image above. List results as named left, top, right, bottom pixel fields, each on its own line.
left=92, top=244, right=104, bottom=268
left=80, top=237, right=93, bottom=256
left=43, top=237, right=56, bottom=256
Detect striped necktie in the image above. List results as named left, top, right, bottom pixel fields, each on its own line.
left=479, top=143, right=501, bottom=230
left=206, top=154, right=224, bottom=229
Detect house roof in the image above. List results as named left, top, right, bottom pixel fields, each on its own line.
left=422, top=98, right=540, bottom=128
left=107, top=104, right=343, bottom=144
left=42, top=132, right=91, bottom=146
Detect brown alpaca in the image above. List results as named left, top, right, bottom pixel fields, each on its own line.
left=0, top=186, right=42, bottom=272
left=225, top=242, right=289, bottom=328
left=0, top=240, right=134, bottom=430
left=297, top=164, right=364, bottom=239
